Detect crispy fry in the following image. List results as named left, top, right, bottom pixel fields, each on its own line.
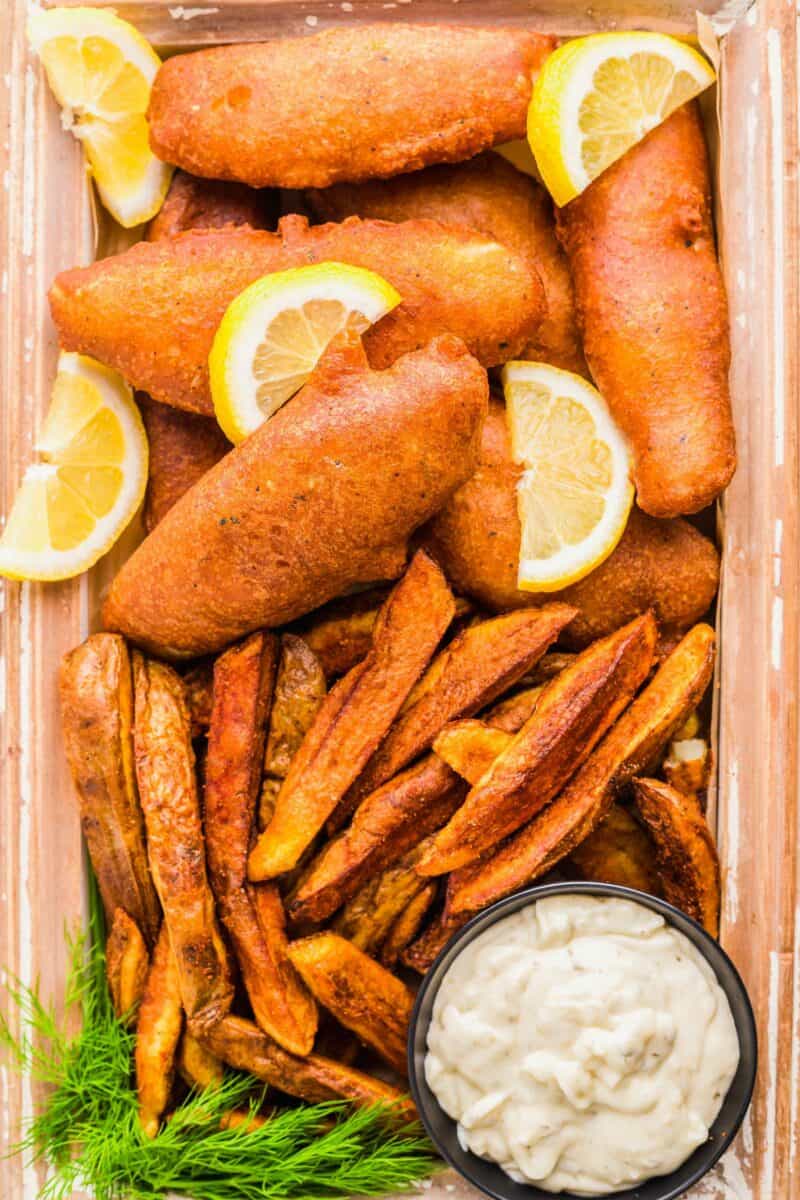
left=140, top=396, right=230, bottom=532
left=433, top=722, right=513, bottom=786
left=568, top=804, right=662, bottom=895
left=260, top=635, right=326, bottom=831
left=526, top=652, right=577, bottom=684
left=177, top=1029, right=225, bottom=1091
left=401, top=909, right=465, bottom=975
left=132, top=655, right=233, bottom=1030
left=147, top=170, right=272, bottom=240
left=288, top=933, right=414, bottom=1075
left=106, top=909, right=150, bottom=1026
left=418, top=614, right=658, bottom=875
left=136, top=926, right=183, bottom=1138
left=202, top=1015, right=415, bottom=1116
left=482, top=686, right=543, bottom=731
left=147, top=26, right=554, bottom=189
left=219, top=1108, right=272, bottom=1132
left=59, top=634, right=161, bottom=946
left=248, top=551, right=455, bottom=880
left=182, top=661, right=215, bottom=737
left=380, top=883, right=438, bottom=968
left=333, top=843, right=435, bottom=957
left=314, top=1014, right=361, bottom=1066
left=662, top=737, right=710, bottom=799
left=632, top=778, right=720, bottom=935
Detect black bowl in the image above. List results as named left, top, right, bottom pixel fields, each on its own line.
left=408, top=881, right=757, bottom=1200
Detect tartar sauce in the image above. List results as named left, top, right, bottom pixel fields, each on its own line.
left=425, top=895, right=739, bottom=1196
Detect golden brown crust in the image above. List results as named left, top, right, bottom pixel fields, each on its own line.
left=401, top=908, right=465, bottom=975
left=287, top=933, right=414, bottom=1075
left=59, top=634, right=161, bottom=946
left=136, top=926, right=183, bottom=1138
left=556, top=103, right=735, bottom=517
left=105, top=908, right=150, bottom=1026
left=147, top=26, right=554, bottom=189
left=177, top=1029, right=225, bottom=1091
left=139, top=396, right=230, bottom=532
left=433, top=722, right=514, bottom=786
left=147, top=170, right=272, bottom=241
left=333, top=843, right=435, bottom=958
left=380, top=883, right=438, bottom=968
left=103, top=335, right=487, bottom=659
left=568, top=804, right=662, bottom=895
left=259, top=635, right=326, bottom=831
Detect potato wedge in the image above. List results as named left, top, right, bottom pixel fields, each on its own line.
left=182, top=661, right=215, bottom=737
left=380, top=882, right=438, bottom=967
left=59, top=634, right=160, bottom=946
left=106, top=908, right=150, bottom=1026
left=433, top=721, right=513, bottom=785
left=249, top=551, right=455, bottom=880
left=136, top=926, right=183, bottom=1138
left=568, top=804, right=662, bottom=894
left=333, top=843, right=435, bottom=956
left=482, top=685, right=543, bottom=731
left=259, top=635, right=326, bottom=831
left=178, top=1029, right=225, bottom=1091
left=418, top=614, right=658, bottom=875
left=401, top=908, right=465, bottom=974
left=288, top=933, right=414, bottom=1075
left=632, top=778, right=720, bottom=935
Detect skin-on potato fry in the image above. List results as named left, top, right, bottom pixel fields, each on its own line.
left=132, top=655, right=233, bottom=1031
left=105, top=908, right=150, bottom=1026
left=139, top=396, right=230, bottom=532
left=418, top=613, right=658, bottom=875
left=103, top=334, right=487, bottom=659
left=288, top=933, right=414, bottom=1075
left=333, top=843, right=435, bottom=957
left=401, top=908, right=465, bottom=975
left=380, top=882, right=438, bottom=968
left=421, top=398, right=721, bottom=645
left=259, top=635, right=326, bottom=831
left=568, top=804, right=662, bottom=895
left=147, top=169, right=272, bottom=241
left=632, top=778, right=721, bottom=935
left=248, top=551, right=455, bottom=881
left=147, top=26, right=554, bottom=189
left=181, top=661, right=215, bottom=737
left=177, top=1030, right=225, bottom=1091
left=59, top=634, right=161, bottom=946
left=433, top=722, right=514, bottom=786
left=50, top=216, right=542, bottom=416
left=556, top=103, right=736, bottom=518
left=136, top=926, right=183, bottom=1138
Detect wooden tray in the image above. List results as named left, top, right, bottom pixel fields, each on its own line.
left=1, top=2, right=797, bottom=1197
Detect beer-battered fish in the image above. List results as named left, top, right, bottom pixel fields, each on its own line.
left=309, top=153, right=585, bottom=375
left=50, top=216, right=543, bottom=416
left=146, top=169, right=274, bottom=241
left=556, top=103, right=735, bottom=517
left=103, top=333, right=487, bottom=659
left=139, top=396, right=230, bottom=531
left=421, top=398, right=720, bottom=647
left=147, top=25, right=554, bottom=189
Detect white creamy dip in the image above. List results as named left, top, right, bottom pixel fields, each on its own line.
left=425, top=895, right=739, bottom=1196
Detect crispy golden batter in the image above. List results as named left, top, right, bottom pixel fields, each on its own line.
left=248, top=552, right=455, bottom=880
left=132, top=655, right=233, bottom=1031
left=50, top=217, right=541, bottom=415
left=288, top=933, right=414, bottom=1075
left=59, top=634, right=161, bottom=946
left=418, top=614, right=658, bottom=875
left=259, top=635, right=326, bottom=831
left=380, top=883, right=438, bottom=968
left=147, top=26, right=554, bottom=189
left=177, top=1030, right=225, bottom=1091
left=568, top=804, right=662, bottom=895
left=136, top=926, right=183, bottom=1138
left=310, top=152, right=585, bottom=373
left=556, top=103, right=735, bottom=517
left=139, top=396, right=230, bottom=532
left=422, top=398, right=721, bottom=645
left=632, top=778, right=720, bottom=935
left=147, top=169, right=272, bottom=240
left=106, top=909, right=150, bottom=1026
left=103, top=334, right=487, bottom=659
left=333, top=843, right=435, bottom=957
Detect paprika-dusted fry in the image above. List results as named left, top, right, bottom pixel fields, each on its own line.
left=433, top=721, right=513, bottom=786
left=136, top=926, right=183, bottom=1138
left=178, top=1030, right=225, bottom=1091
left=418, top=614, right=658, bottom=875
left=401, top=908, right=465, bottom=975
left=106, top=908, right=150, bottom=1026
left=632, top=778, right=721, bottom=935
left=568, top=804, right=662, bottom=895
left=481, top=686, right=543, bottom=732
left=333, top=843, right=435, bottom=956
left=59, top=634, right=161, bottom=946
left=182, top=661, right=215, bottom=737
left=260, top=635, right=326, bottom=831
left=132, top=654, right=233, bottom=1031
left=249, top=551, right=455, bottom=880
left=288, top=933, right=414, bottom=1075
left=380, top=883, right=438, bottom=968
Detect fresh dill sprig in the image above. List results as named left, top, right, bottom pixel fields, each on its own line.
left=0, top=873, right=438, bottom=1200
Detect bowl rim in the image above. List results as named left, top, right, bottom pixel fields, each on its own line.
left=407, top=880, right=758, bottom=1200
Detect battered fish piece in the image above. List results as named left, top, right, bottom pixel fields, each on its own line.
left=309, top=153, right=585, bottom=374
left=146, top=169, right=273, bottom=241
left=103, top=334, right=487, bottom=659
left=139, top=396, right=230, bottom=531
left=147, top=25, right=554, bottom=189
left=556, top=103, right=735, bottom=517
left=421, top=398, right=720, bottom=647
left=50, top=216, right=543, bottom=416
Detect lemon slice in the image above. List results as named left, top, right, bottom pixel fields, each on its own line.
left=0, top=353, right=148, bottom=582
left=209, top=262, right=402, bottom=444
left=502, top=361, right=634, bottom=592
left=27, top=7, right=173, bottom=227
left=528, top=32, right=716, bottom=206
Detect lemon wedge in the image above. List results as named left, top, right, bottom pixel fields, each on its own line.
left=493, top=139, right=541, bottom=180
left=528, top=32, right=716, bottom=206
left=502, top=361, right=634, bottom=592
left=209, top=262, right=401, bottom=444
left=27, top=7, right=172, bottom=227
left=0, top=353, right=148, bottom=582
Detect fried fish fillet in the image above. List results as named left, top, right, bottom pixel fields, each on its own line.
left=103, top=334, right=487, bottom=658
left=556, top=103, right=736, bottom=517
left=139, top=396, right=230, bottom=531
left=309, top=152, right=585, bottom=374
left=146, top=169, right=273, bottom=241
left=50, top=216, right=542, bottom=415
left=147, top=25, right=554, bottom=189
left=421, top=397, right=720, bottom=646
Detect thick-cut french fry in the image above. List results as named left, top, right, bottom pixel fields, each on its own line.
left=288, top=933, right=414, bottom=1075
left=418, top=614, right=658, bottom=875
left=132, top=655, right=233, bottom=1031
left=106, top=908, right=150, bottom=1026
left=481, top=686, right=543, bottom=731
left=59, top=634, right=161, bottom=947
left=314, top=1014, right=362, bottom=1066
left=632, top=778, right=721, bottom=935
left=136, top=926, right=183, bottom=1138
left=202, top=1015, right=416, bottom=1117
left=380, top=883, right=438, bottom=968
left=568, top=804, right=662, bottom=894
left=178, top=1029, right=225, bottom=1091
left=333, top=843, right=435, bottom=956
left=248, top=551, right=455, bottom=880
left=288, top=755, right=465, bottom=924
left=433, top=721, right=513, bottom=785
left=182, top=661, right=215, bottom=737
left=259, top=635, right=326, bottom=831
left=401, top=908, right=465, bottom=974
left=446, top=623, right=716, bottom=916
